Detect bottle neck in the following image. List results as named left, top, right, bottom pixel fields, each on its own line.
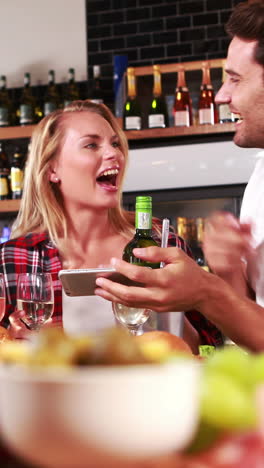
left=135, top=210, right=152, bottom=230
left=176, top=69, right=187, bottom=91
left=201, top=65, right=212, bottom=90
left=127, top=73, right=136, bottom=98
left=153, top=70, right=162, bottom=96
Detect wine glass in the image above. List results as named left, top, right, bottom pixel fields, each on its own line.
left=112, top=302, right=150, bottom=336
left=0, top=273, right=6, bottom=322
left=17, top=273, right=54, bottom=331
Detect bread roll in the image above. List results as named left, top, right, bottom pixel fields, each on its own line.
left=136, top=330, right=193, bottom=354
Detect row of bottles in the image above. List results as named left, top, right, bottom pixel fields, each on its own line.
left=0, top=143, right=25, bottom=200
left=176, top=216, right=208, bottom=270
left=0, top=66, right=105, bottom=127
left=123, top=62, right=239, bottom=131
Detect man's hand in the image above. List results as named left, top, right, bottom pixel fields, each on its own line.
left=203, top=211, right=253, bottom=276
left=95, top=246, right=208, bottom=313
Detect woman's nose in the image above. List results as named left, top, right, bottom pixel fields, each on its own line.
left=104, top=144, right=119, bottom=160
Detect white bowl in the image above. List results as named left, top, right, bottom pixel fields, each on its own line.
left=0, top=360, right=201, bottom=468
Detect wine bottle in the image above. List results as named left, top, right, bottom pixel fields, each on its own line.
left=123, top=196, right=160, bottom=268
left=113, top=196, right=159, bottom=333
left=17, top=73, right=36, bottom=126
left=177, top=216, right=208, bottom=270
left=198, top=62, right=218, bottom=125
left=0, top=76, right=12, bottom=127
left=148, top=65, right=168, bottom=129
left=88, top=65, right=104, bottom=104
left=0, top=142, right=10, bottom=200
left=10, top=146, right=24, bottom=199
left=123, top=67, right=142, bottom=130
left=63, top=68, right=79, bottom=107
left=43, top=70, right=61, bottom=116
left=174, top=66, right=192, bottom=127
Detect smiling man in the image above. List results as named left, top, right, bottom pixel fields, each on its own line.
left=95, top=0, right=264, bottom=352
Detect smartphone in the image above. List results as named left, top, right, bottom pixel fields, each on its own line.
left=59, top=268, right=143, bottom=297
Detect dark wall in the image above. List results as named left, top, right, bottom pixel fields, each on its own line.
left=86, top=0, right=246, bottom=93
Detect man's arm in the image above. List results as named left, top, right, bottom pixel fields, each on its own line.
left=95, top=246, right=264, bottom=352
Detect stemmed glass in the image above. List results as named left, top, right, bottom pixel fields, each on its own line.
left=112, top=302, right=150, bottom=336
left=0, top=273, right=6, bottom=322
left=17, top=273, right=54, bottom=331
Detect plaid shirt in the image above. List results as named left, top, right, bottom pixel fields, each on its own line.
left=0, top=231, right=223, bottom=346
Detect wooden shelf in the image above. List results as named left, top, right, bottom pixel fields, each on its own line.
left=0, top=125, right=34, bottom=140
left=0, top=199, right=20, bottom=213
left=0, top=122, right=235, bottom=143
left=124, top=122, right=235, bottom=140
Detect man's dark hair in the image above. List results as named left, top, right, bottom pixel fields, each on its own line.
left=226, top=0, right=264, bottom=67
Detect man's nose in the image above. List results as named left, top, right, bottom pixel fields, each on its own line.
left=215, top=82, right=231, bottom=105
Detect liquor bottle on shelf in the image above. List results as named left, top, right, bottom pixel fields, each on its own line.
left=148, top=65, right=169, bottom=129
left=176, top=217, right=208, bottom=270
left=17, top=73, right=37, bottom=126
left=174, top=66, right=192, bottom=127
left=0, top=76, right=12, bottom=127
left=113, top=196, right=159, bottom=334
left=43, top=70, right=61, bottom=117
left=123, top=67, right=142, bottom=131
left=198, top=62, right=218, bottom=125
left=88, top=65, right=104, bottom=104
left=63, top=68, right=79, bottom=107
left=10, top=146, right=24, bottom=199
left=0, top=142, right=10, bottom=200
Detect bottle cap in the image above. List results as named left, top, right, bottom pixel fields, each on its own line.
left=136, top=196, right=152, bottom=211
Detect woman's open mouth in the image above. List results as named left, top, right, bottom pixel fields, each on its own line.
left=96, top=168, right=119, bottom=191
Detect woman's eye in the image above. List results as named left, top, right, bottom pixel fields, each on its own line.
left=85, top=142, right=97, bottom=149
left=112, top=141, right=121, bottom=148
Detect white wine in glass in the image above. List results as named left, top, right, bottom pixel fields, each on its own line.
left=0, top=273, right=6, bottom=321
left=17, top=273, right=54, bottom=331
left=112, top=302, right=150, bottom=335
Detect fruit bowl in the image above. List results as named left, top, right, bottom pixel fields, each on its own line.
left=0, top=359, right=201, bottom=468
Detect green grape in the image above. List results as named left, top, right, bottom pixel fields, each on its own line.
left=204, top=347, right=253, bottom=390
left=186, top=421, right=221, bottom=454
left=201, top=372, right=257, bottom=430
left=250, top=352, right=264, bottom=387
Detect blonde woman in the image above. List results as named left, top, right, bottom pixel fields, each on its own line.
left=0, top=100, right=222, bottom=349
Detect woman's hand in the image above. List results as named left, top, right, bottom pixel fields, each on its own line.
left=95, top=246, right=209, bottom=313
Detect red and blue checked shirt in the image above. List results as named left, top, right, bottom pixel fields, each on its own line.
left=0, top=231, right=223, bottom=346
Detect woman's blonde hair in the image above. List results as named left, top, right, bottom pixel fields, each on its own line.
left=12, top=100, right=135, bottom=246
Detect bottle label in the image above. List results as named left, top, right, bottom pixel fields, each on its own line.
left=0, top=177, right=8, bottom=196
left=219, top=104, right=232, bottom=123
left=44, top=102, right=57, bottom=116
left=199, top=107, right=214, bottom=125
left=0, top=107, right=9, bottom=126
left=148, top=114, right=165, bottom=128
left=174, top=110, right=190, bottom=127
left=136, top=212, right=151, bottom=229
left=90, top=99, right=104, bottom=104
left=11, top=168, right=23, bottom=192
left=125, top=116, right=141, bottom=130
left=20, top=104, right=33, bottom=124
